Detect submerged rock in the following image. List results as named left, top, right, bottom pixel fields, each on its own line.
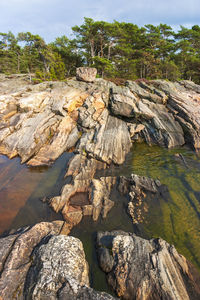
left=49, top=154, right=116, bottom=227
left=118, top=174, right=165, bottom=224
left=97, top=230, right=200, bottom=300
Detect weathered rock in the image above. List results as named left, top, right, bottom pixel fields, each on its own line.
left=78, top=115, right=132, bottom=164
left=118, top=174, right=164, bottom=224
left=97, top=231, right=200, bottom=300
left=49, top=157, right=116, bottom=227
left=0, top=221, right=66, bottom=299
left=152, top=80, right=200, bottom=150
left=126, top=80, right=167, bottom=104
left=109, top=86, right=138, bottom=118
left=110, top=82, right=184, bottom=148
left=0, top=222, right=116, bottom=300
left=1, top=75, right=200, bottom=227
left=24, top=235, right=89, bottom=299
left=76, top=67, right=97, bottom=82
left=0, top=80, right=90, bottom=165
left=1, top=75, right=199, bottom=169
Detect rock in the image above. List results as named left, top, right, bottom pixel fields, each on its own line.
left=62, top=205, right=83, bottom=226
left=0, top=221, right=66, bottom=300
left=118, top=174, right=164, bottom=224
left=97, top=231, right=200, bottom=300
left=152, top=80, right=200, bottom=150
left=0, top=222, right=116, bottom=300
left=110, top=82, right=184, bottom=148
left=49, top=159, right=116, bottom=227
left=1, top=75, right=200, bottom=228
left=78, top=115, right=132, bottom=164
left=109, top=86, right=138, bottom=118
left=76, top=67, right=97, bottom=82
left=126, top=80, right=167, bottom=104
left=58, top=284, right=117, bottom=299
left=24, top=235, right=89, bottom=299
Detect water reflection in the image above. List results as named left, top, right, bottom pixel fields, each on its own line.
left=0, top=152, right=73, bottom=234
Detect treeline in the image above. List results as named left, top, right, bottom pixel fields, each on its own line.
left=1, top=18, right=200, bottom=83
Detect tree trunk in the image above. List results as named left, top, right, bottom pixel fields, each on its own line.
left=17, top=53, right=20, bottom=73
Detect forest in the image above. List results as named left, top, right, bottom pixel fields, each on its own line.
left=1, top=17, right=200, bottom=83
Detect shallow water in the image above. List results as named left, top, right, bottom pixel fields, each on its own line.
left=130, top=143, right=200, bottom=270
left=0, top=152, right=73, bottom=234
left=71, top=143, right=200, bottom=291
left=0, top=143, right=200, bottom=293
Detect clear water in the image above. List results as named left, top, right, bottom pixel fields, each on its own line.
left=0, top=152, right=73, bottom=234
left=71, top=143, right=200, bottom=291
left=130, top=143, right=200, bottom=270
left=0, top=143, right=200, bottom=293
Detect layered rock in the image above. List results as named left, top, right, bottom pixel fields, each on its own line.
left=49, top=154, right=116, bottom=226
left=0, top=74, right=194, bottom=168
left=0, top=222, right=116, bottom=300
left=0, top=221, right=68, bottom=299
left=118, top=174, right=165, bottom=224
left=1, top=74, right=200, bottom=226
left=97, top=230, right=200, bottom=300
left=140, top=79, right=200, bottom=150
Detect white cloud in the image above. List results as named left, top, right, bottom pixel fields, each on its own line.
left=0, top=0, right=199, bottom=41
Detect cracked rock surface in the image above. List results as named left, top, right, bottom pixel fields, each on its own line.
left=97, top=230, right=200, bottom=300
left=0, top=221, right=116, bottom=300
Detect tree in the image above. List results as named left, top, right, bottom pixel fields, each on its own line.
left=51, top=36, right=83, bottom=75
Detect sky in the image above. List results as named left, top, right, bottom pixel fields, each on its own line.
left=0, top=0, right=199, bottom=42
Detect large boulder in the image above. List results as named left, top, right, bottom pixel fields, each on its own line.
left=0, top=221, right=66, bottom=299
left=97, top=231, right=200, bottom=300
left=0, top=222, right=116, bottom=300
left=76, top=67, right=97, bottom=82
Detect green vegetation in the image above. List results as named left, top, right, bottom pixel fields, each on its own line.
left=1, top=18, right=200, bottom=82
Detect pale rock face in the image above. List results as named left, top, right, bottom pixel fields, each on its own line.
left=1, top=75, right=200, bottom=227
left=25, top=235, right=90, bottom=299
left=97, top=231, right=200, bottom=300
left=76, top=67, right=97, bottom=82
left=0, top=222, right=117, bottom=300
left=0, top=221, right=66, bottom=299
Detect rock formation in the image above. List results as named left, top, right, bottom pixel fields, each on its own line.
left=1, top=73, right=200, bottom=227
left=118, top=174, right=165, bottom=224
left=76, top=67, right=97, bottom=82
left=0, top=222, right=116, bottom=300
left=97, top=230, right=200, bottom=300
left=1, top=72, right=200, bottom=298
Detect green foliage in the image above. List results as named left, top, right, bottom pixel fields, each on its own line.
left=1, top=20, right=200, bottom=83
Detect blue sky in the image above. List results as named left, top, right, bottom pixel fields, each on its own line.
left=0, top=0, right=199, bottom=42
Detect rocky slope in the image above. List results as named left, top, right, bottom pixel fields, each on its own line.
left=1, top=72, right=200, bottom=228
left=1, top=72, right=200, bottom=299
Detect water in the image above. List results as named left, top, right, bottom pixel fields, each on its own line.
left=0, top=143, right=200, bottom=292
left=71, top=143, right=200, bottom=292
left=130, top=143, right=200, bottom=270
left=0, top=152, right=73, bottom=233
